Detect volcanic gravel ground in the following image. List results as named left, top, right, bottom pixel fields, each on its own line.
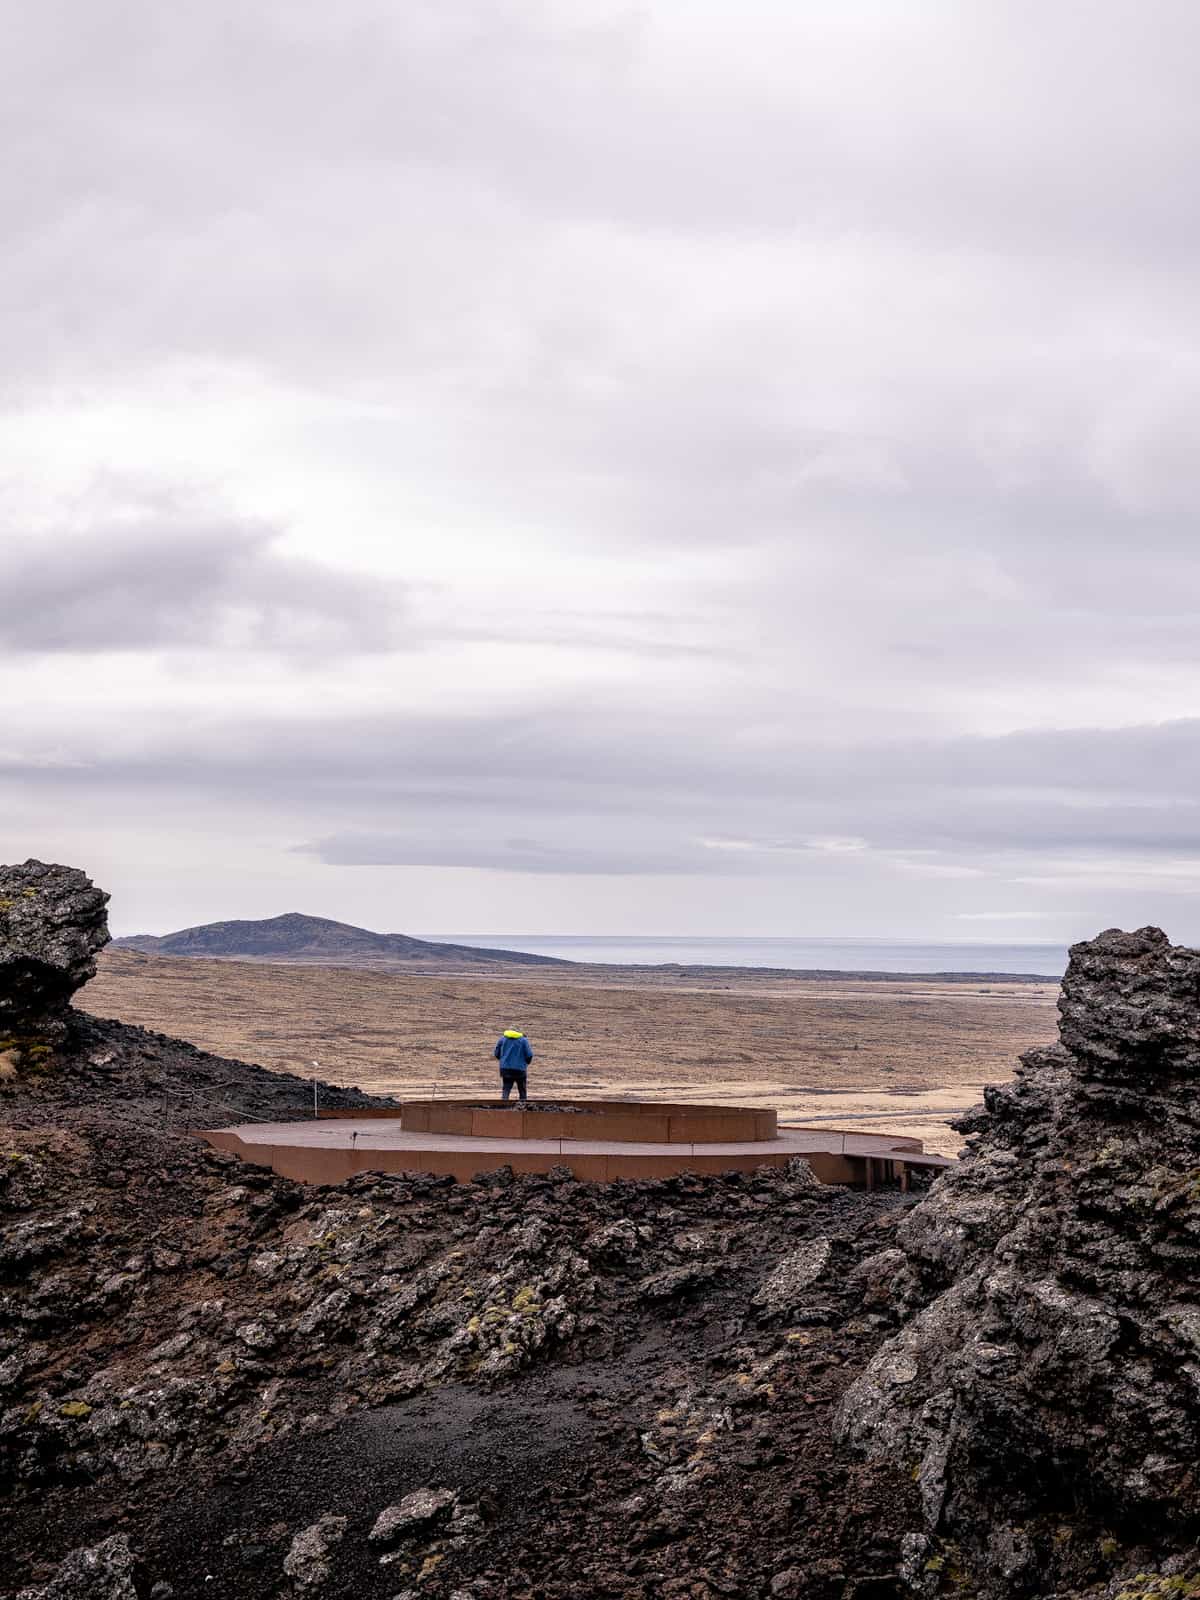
left=8, top=1259, right=920, bottom=1599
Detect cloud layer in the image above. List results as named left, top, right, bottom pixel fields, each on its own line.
left=5, top=1, right=1200, bottom=939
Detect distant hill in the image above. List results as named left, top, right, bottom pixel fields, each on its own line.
left=112, top=912, right=569, bottom=968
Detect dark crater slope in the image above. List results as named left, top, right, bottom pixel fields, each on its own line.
left=5, top=862, right=1200, bottom=1600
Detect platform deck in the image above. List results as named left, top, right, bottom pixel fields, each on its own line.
left=199, top=1116, right=953, bottom=1187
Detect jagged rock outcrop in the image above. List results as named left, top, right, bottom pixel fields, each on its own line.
left=839, top=927, right=1200, bottom=1596
left=16, top=1534, right=143, bottom=1600
left=0, top=861, right=109, bottom=1064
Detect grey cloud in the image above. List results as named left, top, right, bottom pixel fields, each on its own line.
left=299, top=827, right=885, bottom=877
left=10, top=705, right=1200, bottom=874
left=6, top=0, right=1200, bottom=629
left=0, top=506, right=408, bottom=655
left=11, top=3, right=1200, bottom=254
left=453, top=613, right=741, bottom=663
left=0, top=493, right=717, bottom=664
left=300, top=833, right=711, bottom=877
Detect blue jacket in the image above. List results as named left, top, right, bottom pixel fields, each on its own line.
left=494, top=1031, right=533, bottom=1074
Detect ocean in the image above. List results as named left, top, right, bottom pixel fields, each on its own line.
left=432, top=934, right=1069, bottom=977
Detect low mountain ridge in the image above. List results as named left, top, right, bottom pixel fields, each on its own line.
left=112, top=911, right=568, bottom=968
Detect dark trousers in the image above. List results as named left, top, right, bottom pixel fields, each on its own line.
left=500, top=1069, right=528, bottom=1103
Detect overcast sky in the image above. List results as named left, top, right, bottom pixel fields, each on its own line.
left=6, top=0, right=1200, bottom=942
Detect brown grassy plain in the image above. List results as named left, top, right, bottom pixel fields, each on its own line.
left=81, top=950, right=1060, bottom=1156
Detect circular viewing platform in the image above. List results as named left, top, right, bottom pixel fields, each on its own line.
left=198, top=1096, right=952, bottom=1189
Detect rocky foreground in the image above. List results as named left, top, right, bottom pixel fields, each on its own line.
left=4, top=863, right=1200, bottom=1598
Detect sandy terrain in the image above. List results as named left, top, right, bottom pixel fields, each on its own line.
left=80, top=950, right=1060, bottom=1156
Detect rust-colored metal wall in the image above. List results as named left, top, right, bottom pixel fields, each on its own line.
left=320, top=1098, right=778, bottom=1144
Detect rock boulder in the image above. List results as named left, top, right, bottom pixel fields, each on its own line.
left=369, top=1486, right=458, bottom=1548
left=0, top=859, right=109, bottom=1058
left=282, top=1514, right=347, bottom=1590
left=16, top=1534, right=142, bottom=1600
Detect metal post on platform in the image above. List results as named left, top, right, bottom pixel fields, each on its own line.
left=311, top=1061, right=320, bottom=1120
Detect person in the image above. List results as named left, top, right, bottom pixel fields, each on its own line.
left=493, top=1026, right=533, bottom=1105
